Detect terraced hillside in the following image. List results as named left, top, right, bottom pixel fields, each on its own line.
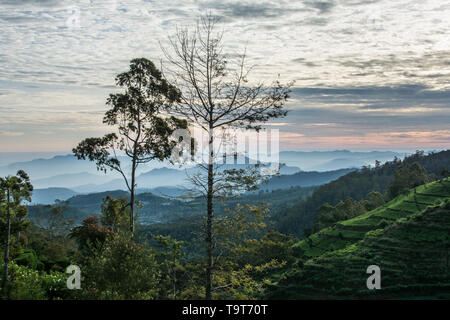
left=267, top=178, right=450, bottom=299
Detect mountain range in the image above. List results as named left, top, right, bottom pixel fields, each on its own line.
left=0, top=150, right=405, bottom=194
left=29, top=167, right=357, bottom=205
left=278, top=150, right=405, bottom=171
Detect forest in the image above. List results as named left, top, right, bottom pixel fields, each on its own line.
left=1, top=146, right=449, bottom=299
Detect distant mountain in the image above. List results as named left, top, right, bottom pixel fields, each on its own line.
left=33, top=172, right=116, bottom=189
left=0, top=154, right=172, bottom=181
left=68, top=162, right=301, bottom=194
left=260, top=168, right=355, bottom=191
left=71, top=179, right=127, bottom=194
left=137, top=186, right=188, bottom=198
left=69, top=168, right=188, bottom=193
left=278, top=165, right=301, bottom=175
left=0, top=155, right=100, bottom=180
left=28, top=187, right=78, bottom=205
left=308, top=158, right=367, bottom=171
left=279, top=150, right=405, bottom=171
left=0, top=152, right=64, bottom=167
left=1, top=150, right=406, bottom=192
left=138, top=167, right=188, bottom=187
left=65, top=190, right=130, bottom=212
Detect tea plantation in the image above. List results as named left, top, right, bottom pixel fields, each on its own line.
left=268, top=178, right=450, bottom=299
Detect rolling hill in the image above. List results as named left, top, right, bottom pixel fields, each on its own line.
left=1, top=150, right=403, bottom=191
left=33, top=172, right=116, bottom=189
left=28, top=187, right=78, bottom=205
left=260, top=168, right=354, bottom=191
left=267, top=178, right=450, bottom=299
left=26, top=185, right=316, bottom=232
left=278, top=150, right=404, bottom=171
left=273, top=150, right=450, bottom=238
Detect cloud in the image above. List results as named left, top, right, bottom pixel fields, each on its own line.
left=202, top=2, right=284, bottom=19
left=0, top=0, right=67, bottom=6
left=272, top=82, right=450, bottom=149
left=1, top=0, right=450, bottom=151
left=290, top=84, right=450, bottom=106
left=0, top=130, right=24, bottom=137
left=304, top=1, right=336, bottom=14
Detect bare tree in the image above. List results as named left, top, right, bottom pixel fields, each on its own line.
left=162, top=14, right=292, bottom=299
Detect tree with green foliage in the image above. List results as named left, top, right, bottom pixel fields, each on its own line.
left=234, top=230, right=298, bottom=271
left=100, top=196, right=131, bottom=234
left=163, top=14, right=291, bottom=299
left=365, top=191, right=386, bottom=211
left=33, top=201, right=75, bottom=239
left=202, top=203, right=286, bottom=299
left=69, top=216, right=113, bottom=254
left=152, top=234, right=186, bottom=299
left=1, top=170, right=33, bottom=292
left=73, top=58, right=187, bottom=234
left=387, top=161, right=430, bottom=199
left=313, top=191, right=386, bottom=233
left=441, top=168, right=450, bottom=179
left=27, top=203, right=77, bottom=272
left=314, top=197, right=367, bottom=232
left=78, top=233, right=160, bottom=299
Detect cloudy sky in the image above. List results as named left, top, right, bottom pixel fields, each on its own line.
left=0, top=0, right=449, bottom=152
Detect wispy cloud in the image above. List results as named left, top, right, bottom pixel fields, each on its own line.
left=0, top=130, right=25, bottom=137
left=0, top=0, right=449, bottom=151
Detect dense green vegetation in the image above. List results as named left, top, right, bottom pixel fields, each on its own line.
left=1, top=150, right=449, bottom=300
left=141, top=186, right=315, bottom=249
left=26, top=186, right=315, bottom=244
left=273, top=150, right=450, bottom=237
left=267, top=178, right=450, bottom=299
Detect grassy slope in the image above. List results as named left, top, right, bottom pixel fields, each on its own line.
left=268, top=178, right=450, bottom=299
left=274, top=150, right=450, bottom=238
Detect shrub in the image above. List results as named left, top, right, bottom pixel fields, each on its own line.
left=41, top=271, right=70, bottom=300
left=1, top=262, right=46, bottom=300
left=1, top=262, right=69, bottom=300
left=79, top=234, right=160, bottom=299
left=14, top=248, right=44, bottom=271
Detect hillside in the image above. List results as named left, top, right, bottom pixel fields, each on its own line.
left=0, top=155, right=101, bottom=180
left=279, top=150, right=403, bottom=171
left=33, top=172, right=116, bottom=189
left=260, top=168, right=354, bottom=191
left=267, top=179, right=450, bottom=299
left=26, top=185, right=315, bottom=228
left=140, top=186, right=316, bottom=246
left=54, top=190, right=199, bottom=225
left=273, top=150, right=450, bottom=237
left=28, top=187, right=78, bottom=204
left=1, top=150, right=401, bottom=192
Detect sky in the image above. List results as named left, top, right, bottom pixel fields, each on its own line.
left=0, top=0, right=449, bottom=153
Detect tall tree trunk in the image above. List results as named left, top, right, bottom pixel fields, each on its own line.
left=2, top=189, right=11, bottom=291
left=129, top=115, right=141, bottom=236
left=130, top=159, right=136, bottom=235
left=205, top=126, right=214, bottom=300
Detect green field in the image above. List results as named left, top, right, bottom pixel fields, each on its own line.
left=268, top=178, right=450, bottom=299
